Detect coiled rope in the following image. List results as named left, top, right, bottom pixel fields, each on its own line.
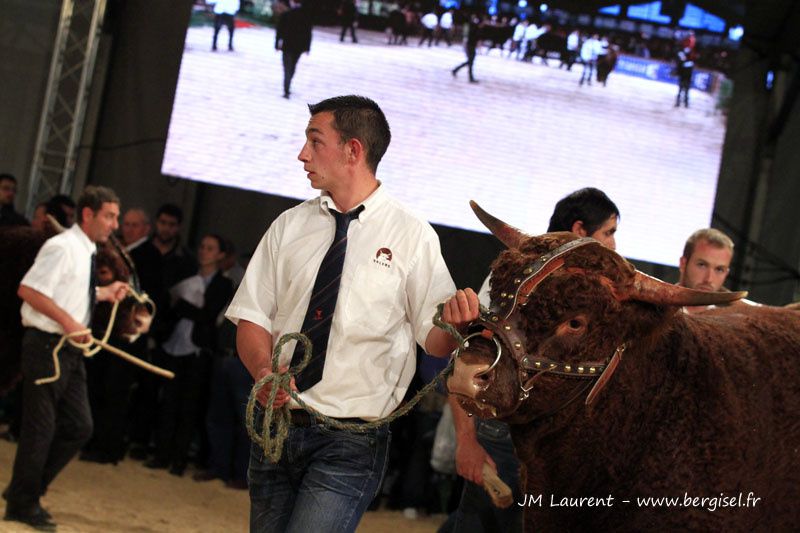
left=245, top=303, right=467, bottom=463
left=35, top=288, right=173, bottom=385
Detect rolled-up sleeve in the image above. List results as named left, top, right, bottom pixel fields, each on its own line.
left=405, top=228, right=456, bottom=349
left=20, top=239, right=68, bottom=298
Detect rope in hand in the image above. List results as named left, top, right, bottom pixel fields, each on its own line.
left=245, top=303, right=468, bottom=463
left=35, top=287, right=173, bottom=385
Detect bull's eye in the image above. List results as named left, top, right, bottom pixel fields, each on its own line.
left=569, top=319, right=581, bottom=329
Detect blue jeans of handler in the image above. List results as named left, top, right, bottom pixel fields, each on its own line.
left=452, top=419, right=522, bottom=533
left=248, top=406, right=391, bottom=533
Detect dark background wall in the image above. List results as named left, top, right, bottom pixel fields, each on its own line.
left=2, top=0, right=798, bottom=302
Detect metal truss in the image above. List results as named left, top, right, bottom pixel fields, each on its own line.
left=26, top=0, right=107, bottom=213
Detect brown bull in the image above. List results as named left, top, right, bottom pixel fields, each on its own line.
left=447, top=202, right=800, bottom=532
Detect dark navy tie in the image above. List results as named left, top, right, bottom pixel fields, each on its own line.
left=89, top=252, right=98, bottom=319
left=290, top=206, right=364, bottom=391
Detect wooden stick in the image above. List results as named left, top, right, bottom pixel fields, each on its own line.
left=482, top=462, right=514, bottom=508
left=96, top=341, right=175, bottom=379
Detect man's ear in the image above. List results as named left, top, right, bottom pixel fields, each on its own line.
left=570, top=220, right=588, bottom=237
left=346, top=138, right=364, bottom=164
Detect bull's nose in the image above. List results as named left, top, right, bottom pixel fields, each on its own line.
left=447, top=357, right=492, bottom=398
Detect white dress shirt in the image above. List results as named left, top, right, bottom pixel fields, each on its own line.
left=20, top=224, right=97, bottom=334
left=226, top=184, right=456, bottom=419
left=421, top=13, right=439, bottom=30
left=212, top=0, right=239, bottom=15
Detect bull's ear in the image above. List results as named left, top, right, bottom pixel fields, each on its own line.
left=470, top=200, right=530, bottom=249
left=626, top=271, right=748, bottom=306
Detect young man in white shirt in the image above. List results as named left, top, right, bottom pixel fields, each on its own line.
left=226, top=95, right=478, bottom=532
left=4, top=186, right=128, bottom=530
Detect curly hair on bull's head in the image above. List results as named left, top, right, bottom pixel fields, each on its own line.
left=95, top=241, right=131, bottom=284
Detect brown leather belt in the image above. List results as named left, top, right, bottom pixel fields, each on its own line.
left=289, top=410, right=366, bottom=427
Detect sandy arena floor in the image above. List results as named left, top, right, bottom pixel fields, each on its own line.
left=0, top=439, right=445, bottom=532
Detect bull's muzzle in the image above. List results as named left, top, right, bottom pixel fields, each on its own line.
left=447, top=356, right=492, bottom=399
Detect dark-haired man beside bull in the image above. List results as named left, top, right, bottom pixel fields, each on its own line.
left=226, top=95, right=478, bottom=532
left=4, top=186, right=128, bottom=530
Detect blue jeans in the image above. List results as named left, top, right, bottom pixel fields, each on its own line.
left=452, top=419, right=522, bottom=533
left=248, top=409, right=391, bottom=533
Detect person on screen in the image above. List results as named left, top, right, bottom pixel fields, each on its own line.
left=210, top=0, right=240, bottom=52
left=452, top=14, right=484, bottom=83
left=578, top=33, right=600, bottom=86
left=225, top=95, right=478, bottom=532
left=338, top=0, right=358, bottom=44
left=443, top=187, right=620, bottom=533
left=674, top=34, right=696, bottom=108
left=275, top=0, right=312, bottom=99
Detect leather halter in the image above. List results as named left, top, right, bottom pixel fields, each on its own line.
left=456, top=238, right=626, bottom=412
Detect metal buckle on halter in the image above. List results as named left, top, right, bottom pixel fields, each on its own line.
left=455, top=330, right=503, bottom=377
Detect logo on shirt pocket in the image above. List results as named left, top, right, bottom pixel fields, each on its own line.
left=373, top=248, right=393, bottom=268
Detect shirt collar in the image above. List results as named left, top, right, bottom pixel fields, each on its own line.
left=319, top=181, right=386, bottom=224
left=71, top=224, right=98, bottom=254
left=125, top=235, right=148, bottom=251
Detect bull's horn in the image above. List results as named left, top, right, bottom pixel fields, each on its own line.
left=470, top=200, right=529, bottom=249
left=629, top=271, right=748, bottom=306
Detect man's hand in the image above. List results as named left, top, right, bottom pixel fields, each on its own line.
left=97, top=281, right=129, bottom=303
left=456, top=431, right=495, bottom=486
left=63, top=317, right=91, bottom=344
left=442, top=288, right=480, bottom=331
left=254, top=365, right=296, bottom=407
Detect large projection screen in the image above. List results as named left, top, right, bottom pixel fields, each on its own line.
left=162, top=18, right=731, bottom=267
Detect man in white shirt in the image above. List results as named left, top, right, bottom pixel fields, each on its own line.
left=226, top=95, right=478, bottom=532
left=419, top=11, right=439, bottom=47
left=4, top=186, right=128, bottom=530
left=579, top=33, right=599, bottom=86
left=437, top=8, right=454, bottom=46
left=211, top=0, right=240, bottom=52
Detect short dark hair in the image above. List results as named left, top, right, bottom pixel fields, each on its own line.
left=76, top=186, right=119, bottom=223
left=0, top=173, right=17, bottom=184
left=547, top=187, right=620, bottom=235
left=308, top=95, right=391, bottom=174
left=156, top=203, right=183, bottom=224
left=203, top=233, right=228, bottom=254
left=46, top=194, right=76, bottom=226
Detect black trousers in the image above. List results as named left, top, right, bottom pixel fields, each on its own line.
left=84, top=335, right=140, bottom=461
left=6, top=329, right=93, bottom=512
left=282, top=50, right=302, bottom=96
left=453, top=46, right=477, bottom=81
left=213, top=13, right=235, bottom=50
left=152, top=350, right=212, bottom=469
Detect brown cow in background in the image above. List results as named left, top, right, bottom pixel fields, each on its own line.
left=448, top=202, right=800, bottom=532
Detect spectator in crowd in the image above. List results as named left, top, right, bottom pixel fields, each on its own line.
left=29, top=202, right=48, bottom=232
left=193, top=240, right=249, bottom=489
left=44, top=195, right=77, bottom=228
left=275, top=0, right=313, bottom=99
left=211, top=0, right=240, bottom=52
left=0, top=174, right=29, bottom=227
left=145, top=234, right=233, bottom=476
left=4, top=186, right=128, bottom=530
